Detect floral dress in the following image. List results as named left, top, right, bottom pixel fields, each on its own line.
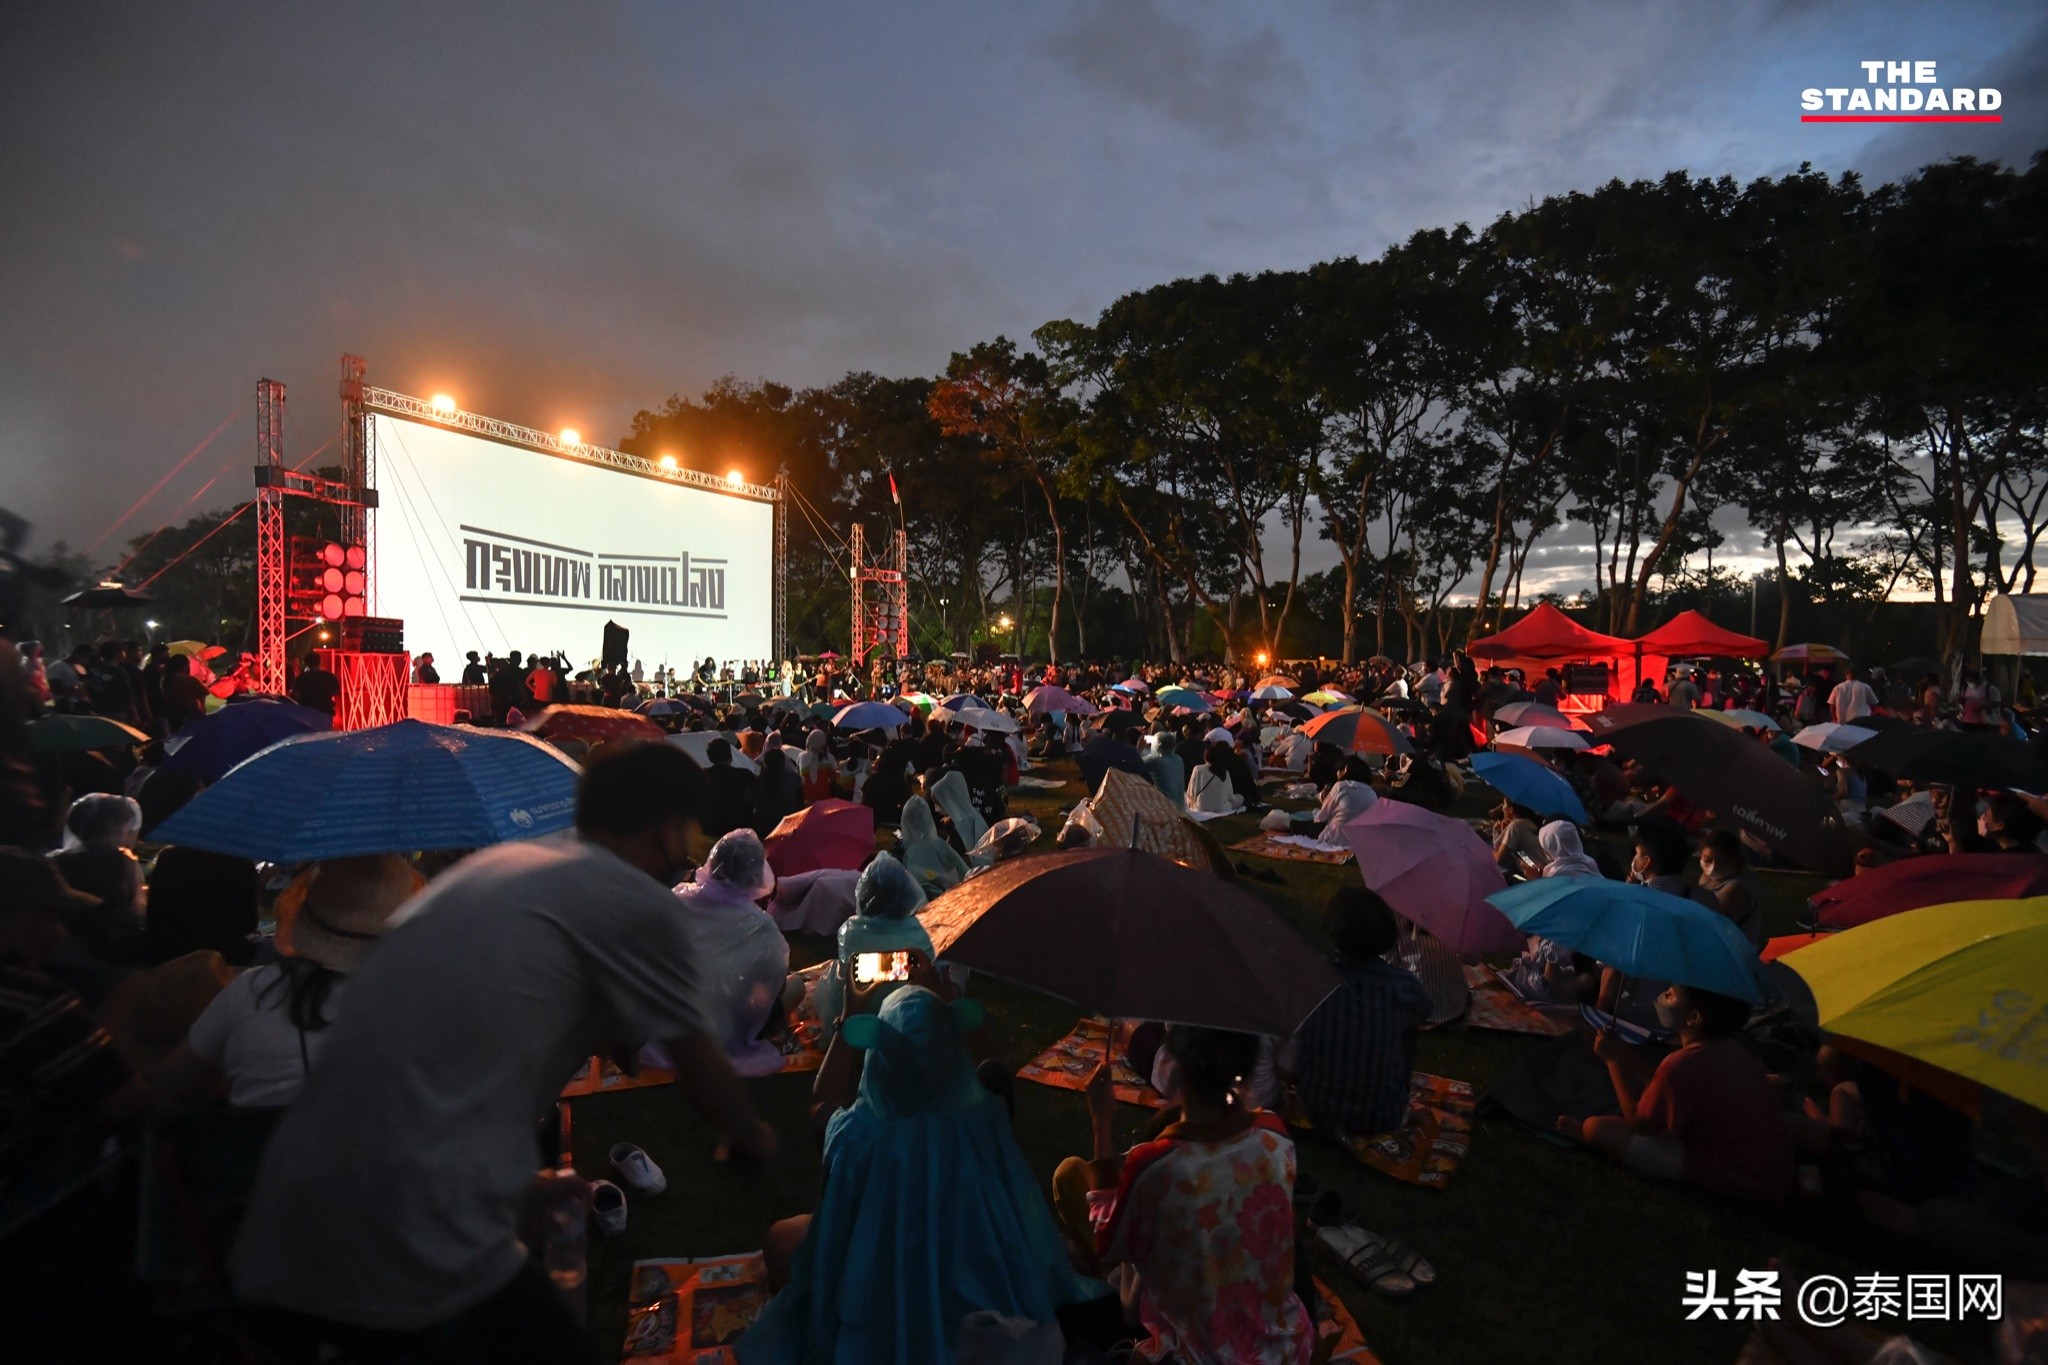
left=1087, top=1113, right=1312, bottom=1365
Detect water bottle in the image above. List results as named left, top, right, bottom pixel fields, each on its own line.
left=539, top=1168, right=591, bottom=1324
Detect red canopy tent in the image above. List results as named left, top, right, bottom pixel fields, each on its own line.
left=1629, top=610, right=1769, bottom=694
left=1466, top=604, right=1635, bottom=702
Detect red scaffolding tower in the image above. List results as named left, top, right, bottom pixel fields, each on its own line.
left=849, top=522, right=908, bottom=670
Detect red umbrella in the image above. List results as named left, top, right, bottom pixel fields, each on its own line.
left=521, top=704, right=665, bottom=746
left=920, top=846, right=1339, bottom=1036
left=763, top=798, right=877, bottom=876
left=1337, top=800, right=1521, bottom=953
left=1301, top=706, right=1413, bottom=758
left=1809, top=851, right=2048, bottom=930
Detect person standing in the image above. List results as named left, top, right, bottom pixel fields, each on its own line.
left=232, top=743, right=774, bottom=1362
left=1829, top=667, right=1878, bottom=725
left=413, top=652, right=440, bottom=685
left=460, top=651, right=487, bottom=686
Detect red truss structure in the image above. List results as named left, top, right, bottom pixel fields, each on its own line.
left=849, top=522, right=908, bottom=665
left=313, top=649, right=411, bottom=731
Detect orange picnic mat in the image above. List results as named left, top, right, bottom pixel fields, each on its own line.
left=1312, top=1276, right=1382, bottom=1364
left=1229, top=833, right=1354, bottom=865
left=622, top=1254, right=770, bottom=1363
left=1306, top=1072, right=1475, bottom=1189
left=1017, top=1018, right=1169, bottom=1109
left=1459, top=964, right=1574, bottom=1037
left=561, top=1055, right=675, bottom=1100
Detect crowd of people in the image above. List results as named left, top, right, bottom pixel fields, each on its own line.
left=2, top=623, right=2043, bottom=1363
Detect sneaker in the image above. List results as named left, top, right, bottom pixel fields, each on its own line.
left=589, top=1179, right=628, bottom=1237
left=609, top=1142, right=666, bottom=1196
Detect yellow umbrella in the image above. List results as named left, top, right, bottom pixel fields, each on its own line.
left=1775, top=897, right=2048, bottom=1109
left=167, top=639, right=226, bottom=660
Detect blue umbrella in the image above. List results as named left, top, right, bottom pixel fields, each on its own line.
left=1488, top=876, right=1762, bottom=1001
left=1154, top=686, right=1209, bottom=712
left=940, top=693, right=990, bottom=711
left=161, top=699, right=332, bottom=783
left=151, top=719, right=580, bottom=862
left=831, top=701, right=907, bottom=731
left=1468, top=751, right=1588, bottom=823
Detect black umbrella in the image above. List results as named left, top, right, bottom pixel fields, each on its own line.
left=1269, top=700, right=1317, bottom=720
left=1581, top=704, right=1853, bottom=875
left=1376, top=695, right=1429, bottom=715
left=1843, top=727, right=2048, bottom=791
left=62, top=580, right=154, bottom=609
left=1075, top=734, right=1148, bottom=793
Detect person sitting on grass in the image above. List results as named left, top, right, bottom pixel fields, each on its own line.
left=1185, top=741, right=1245, bottom=815
left=1053, top=1025, right=1313, bottom=1365
left=743, top=978, right=1102, bottom=1364
left=1695, top=828, right=1765, bottom=951
left=1282, top=886, right=1429, bottom=1138
left=672, top=829, right=792, bottom=1078
left=1559, top=984, right=1796, bottom=1206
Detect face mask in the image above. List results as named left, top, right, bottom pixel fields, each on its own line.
left=1654, top=997, right=1686, bottom=1030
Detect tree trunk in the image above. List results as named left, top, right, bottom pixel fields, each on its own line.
left=1033, top=472, right=1064, bottom=666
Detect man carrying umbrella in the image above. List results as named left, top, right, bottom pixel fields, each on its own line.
left=232, top=743, right=775, bottom=1361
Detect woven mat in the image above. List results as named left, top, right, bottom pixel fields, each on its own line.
left=1458, top=964, right=1575, bottom=1037
left=1016, top=1018, right=1168, bottom=1109
left=1297, top=1072, right=1475, bottom=1189
left=623, top=1253, right=769, bottom=1362
left=561, top=1056, right=675, bottom=1100
left=1229, top=833, right=1354, bottom=865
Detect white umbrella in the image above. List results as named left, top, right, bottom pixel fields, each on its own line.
left=1791, top=722, right=1878, bottom=754
left=1495, top=725, right=1589, bottom=753
left=1249, top=684, right=1294, bottom=700
left=667, top=730, right=760, bottom=773
left=933, top=705, right=1020, bottom=733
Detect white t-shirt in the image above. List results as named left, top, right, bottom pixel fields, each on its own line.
left=187, top=963, right=347, bottom=1108
left=231, top=841, right=709, bottom=1331
left=1829, top=678, right=1877, bottom=722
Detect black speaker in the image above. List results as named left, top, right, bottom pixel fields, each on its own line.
left=603, top=620, right=629, bottom=670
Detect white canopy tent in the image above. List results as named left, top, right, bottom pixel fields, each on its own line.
left=1981, top=594, right=2048, bottom=656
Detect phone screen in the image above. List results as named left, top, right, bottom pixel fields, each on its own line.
left=852, top=951, right=911, bottom=987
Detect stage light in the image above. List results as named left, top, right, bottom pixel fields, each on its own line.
left=725, top=468, right=743, bottom=486
left=430, top=393, right=457, bottom=413
left=317, top=630, right=330, bottom=642
left=559, top=427, right=581, bottom=447
left=658, top=453, right=678, bottom=471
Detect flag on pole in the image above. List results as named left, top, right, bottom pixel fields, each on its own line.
left=887, top=470, right=900, bottom=505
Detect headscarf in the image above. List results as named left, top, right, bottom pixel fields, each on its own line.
left=676, top=830, right=790, bottom=1076
left=801, top=727, right=831, bottom=773
left=738, top=987, right=1104, bottom=1364
left=1537, top=820, right=1603, bottom=878
left=929, top=770, right=989, bottom=849
left=897, top=795, right=969, bottom=897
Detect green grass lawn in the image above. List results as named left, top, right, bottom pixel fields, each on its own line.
left=572, top=761, right=1996, bottom=1363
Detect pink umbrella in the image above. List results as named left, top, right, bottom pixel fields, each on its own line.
left=1023, top=685, right=1100, bottom=716
left=1337, top=800, right=1523, bottom=953
left=763, top=798, right=876, bottom=876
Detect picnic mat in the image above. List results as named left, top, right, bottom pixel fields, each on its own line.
left=1312, top=1276, right=1382, bottom=1364
left=1228, top=833, right=1354, bottom=864
left=561, top=1055, right=675, bottom=1100
left=1326, top=1073, right=1476, bottom=1189
left=1013, top=775, right=1068, bottom=790
left=623, top=1253, right=770, bottom=1363
left=1458, top=964, right=1575, bottom=1037
left=771, top=963, right=831, bottom=1074
left=1016, top=1018, right=1168, bottom=1109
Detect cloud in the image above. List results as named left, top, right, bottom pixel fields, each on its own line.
left=1039, top=0, right=1305, bottom=148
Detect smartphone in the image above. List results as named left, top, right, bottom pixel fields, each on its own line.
left=852, top=951, right=911, bottom=987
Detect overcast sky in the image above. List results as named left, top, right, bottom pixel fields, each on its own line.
left=4, top=0, right=2043, bottom=588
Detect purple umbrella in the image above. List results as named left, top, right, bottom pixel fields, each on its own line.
left=162, top=698, right=332, bottom=783
left=1337, top=799, right=1523, bottom=953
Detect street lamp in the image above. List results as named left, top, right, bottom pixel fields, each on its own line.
left=145, top=619, right=159, bottom=641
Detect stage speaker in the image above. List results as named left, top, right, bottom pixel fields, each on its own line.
left=603, top=620, right=629, bottom=671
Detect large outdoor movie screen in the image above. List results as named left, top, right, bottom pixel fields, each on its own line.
left=369, top=412, right=773, bottom=673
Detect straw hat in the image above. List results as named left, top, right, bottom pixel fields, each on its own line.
left=274, top=854, right=423, bottom=972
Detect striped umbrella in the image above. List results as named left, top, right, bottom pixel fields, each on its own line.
left=151, top=718, right=580, bottom=862
left=1300, top=706, right=1413, bottom=758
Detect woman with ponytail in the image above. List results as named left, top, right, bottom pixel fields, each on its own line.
left=1053, top=1024, right=1313, bottom=1365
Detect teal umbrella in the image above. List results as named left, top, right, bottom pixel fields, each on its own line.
left=1488, top=876, right=1761, bottom=1001
left=1154, top=686, right=1209, bottom=711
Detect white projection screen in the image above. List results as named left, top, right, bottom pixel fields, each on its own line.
left=370, top=412, right=774, bottom=672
